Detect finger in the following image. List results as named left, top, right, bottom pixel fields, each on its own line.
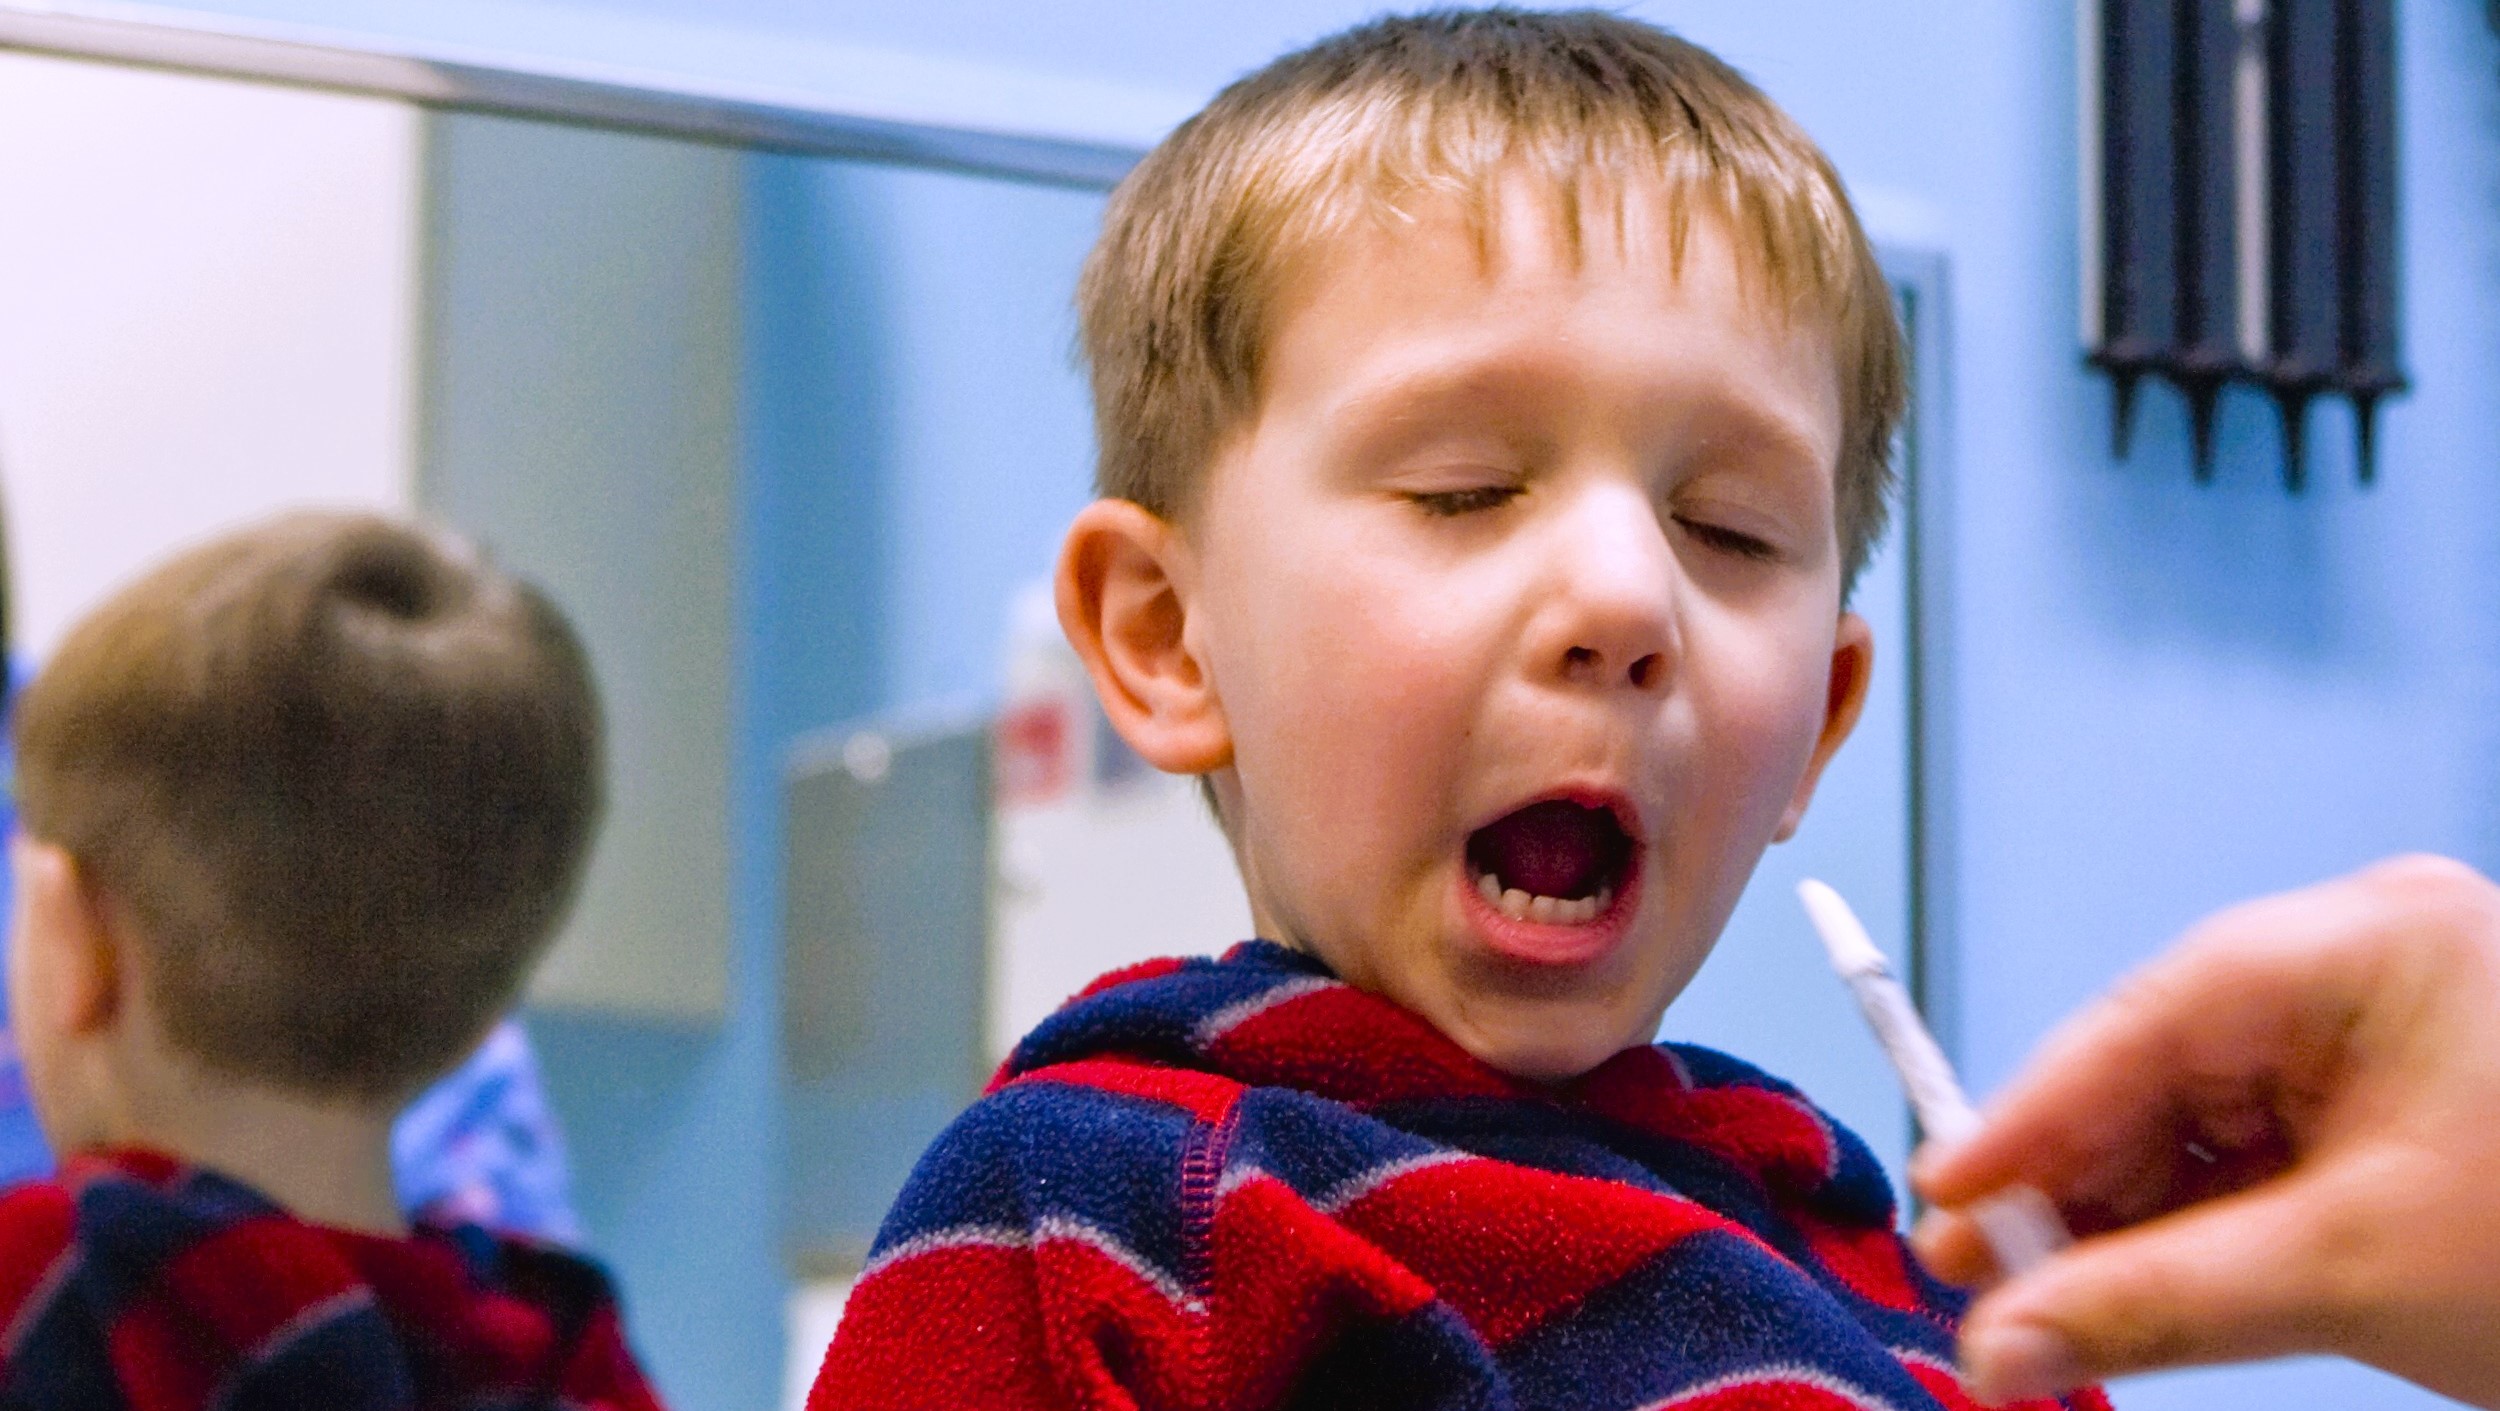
left=1908, top=1207, right=2001, bottom=1289
left=1911, top=979, right=2199, bottom=1209
left=1955, top=1178, right=2356, bottom=1402
left=1922, top=879, right=2389, bottom=1207
left=1917, top=1112, right=2198, bottom=1243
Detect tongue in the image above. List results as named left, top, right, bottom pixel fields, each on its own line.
left=1470, top=801, right=1617, bottom=899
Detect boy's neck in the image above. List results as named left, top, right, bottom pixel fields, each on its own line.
left=105, top=1054, right=407, bottom=1237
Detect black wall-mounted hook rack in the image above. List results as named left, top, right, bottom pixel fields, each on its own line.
left=2084, top=0, right=2405, bottom=490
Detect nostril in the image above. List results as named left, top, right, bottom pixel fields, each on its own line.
left=1564, top=646, right=1599, bottom=675
left=1627, top=653, right=1665, bottom=690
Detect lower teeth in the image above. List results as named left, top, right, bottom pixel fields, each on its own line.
left=1475, top=873, right=1612, bottom=925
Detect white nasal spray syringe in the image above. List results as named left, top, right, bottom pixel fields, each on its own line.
left=1797, top=878, right=2071, bottom=1278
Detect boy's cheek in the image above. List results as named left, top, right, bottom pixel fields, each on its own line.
left=1225, top=600, right=1473, bottom=798
left=1690, top=617, right=1856, bottom=793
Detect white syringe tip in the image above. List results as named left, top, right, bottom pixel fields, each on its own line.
left=1797, top=878, right=1887, bottom=979
left=1796, top=877, right=2068, bottom=1274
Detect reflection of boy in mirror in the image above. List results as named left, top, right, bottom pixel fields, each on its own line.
left=0, top=474, right=587, bottom=1241
left=0, top=513, right=659, bottom=1407
left=816, top=12, right=2106, bottom=1410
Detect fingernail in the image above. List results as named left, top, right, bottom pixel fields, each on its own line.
left=1964, top=1325, right=2082, bottom=1405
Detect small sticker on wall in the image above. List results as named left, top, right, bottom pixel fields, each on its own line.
left=996, top=695, right=1076, bottom=807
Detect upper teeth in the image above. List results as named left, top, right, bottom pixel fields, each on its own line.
left=1475, top=872, right=1612, bottom=926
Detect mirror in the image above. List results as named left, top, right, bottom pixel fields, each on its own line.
left=0, top=33, right=1937, bottom=1411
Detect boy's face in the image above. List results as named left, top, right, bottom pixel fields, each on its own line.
left=1182, top=179, right=1871, bottom=1080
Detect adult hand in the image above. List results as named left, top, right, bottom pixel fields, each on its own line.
left=1910, top=855, right=2500, bottom=1407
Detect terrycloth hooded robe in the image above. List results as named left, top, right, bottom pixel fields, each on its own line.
left=0, top=1149, right=662, bottom=1411
left=812, top=942, right=2108, bottom=1411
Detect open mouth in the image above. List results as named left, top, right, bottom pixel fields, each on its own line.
left=1464, top=796, right=1637, bottom=928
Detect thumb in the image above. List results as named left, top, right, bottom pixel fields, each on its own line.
left=1956, top=1178, right=2357, bottom=1403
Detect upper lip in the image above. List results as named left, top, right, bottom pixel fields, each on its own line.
left=1465, top=782, right=1650, bottom=854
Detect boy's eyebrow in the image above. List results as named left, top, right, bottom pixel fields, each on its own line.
left=1320, top=361, right=1556, bottom=439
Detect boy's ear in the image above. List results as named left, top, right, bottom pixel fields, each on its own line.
left=1054, top=499, right=1233, bottom=776
left=14, top=840, right=126, bottom=1039
left=1773, top=612, right=1875, bottom=843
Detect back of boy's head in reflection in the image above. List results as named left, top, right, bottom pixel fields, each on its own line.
left=7, top=511, right=601, bottom=1221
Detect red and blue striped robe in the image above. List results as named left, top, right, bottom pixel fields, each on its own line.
left=0, top=1148, right=663, bottom=1411
left=812, top=941, right=2110, bottom=1411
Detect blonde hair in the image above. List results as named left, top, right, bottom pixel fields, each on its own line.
left=14, top=512, right=603, bottom=1100
left=1078, top=7, right=1905, bottom=591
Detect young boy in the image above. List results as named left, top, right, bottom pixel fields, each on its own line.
left=815, top=11, right=2106, bottom=1410
left=0, top=512, right=661, bottom=1409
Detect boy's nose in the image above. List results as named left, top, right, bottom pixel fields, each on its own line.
left=1538, top=485, right=1678, bottom=696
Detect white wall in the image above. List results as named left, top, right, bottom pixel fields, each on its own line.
left=0, top=49, right=419, bottom=652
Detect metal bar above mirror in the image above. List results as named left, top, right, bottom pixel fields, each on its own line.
left=0, top=2, right=1143, bottom=188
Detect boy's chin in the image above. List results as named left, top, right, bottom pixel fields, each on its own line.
left=1436, top=1002, right=1652, bottom=1085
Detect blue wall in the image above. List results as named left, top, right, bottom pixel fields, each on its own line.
left=139, top=0, right=2500, bottom=1405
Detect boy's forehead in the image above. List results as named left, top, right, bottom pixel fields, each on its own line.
left=1239, top=176, right=1844, bottom=442
left=1279, top=169, right=1818, bottom=324
left=1247, top=176, right=1846, bottom=452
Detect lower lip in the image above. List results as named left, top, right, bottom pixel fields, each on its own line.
left=1456, top=858, right=1640, bottom=968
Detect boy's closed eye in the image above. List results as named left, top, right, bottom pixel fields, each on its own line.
left=1669, top=461, right=1820, bottom=566
left=1409, top=484, right=1523, bottom=517
left=1403, top=477, right=1794, bottom=563
left=1674, top=515, right=1783, bottom=562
